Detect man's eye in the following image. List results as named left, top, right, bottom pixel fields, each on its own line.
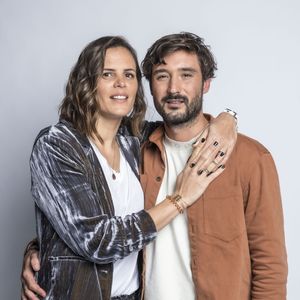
left=182, top=73, right=193, bottom=78
left=156, top=74, right=168, bottom=80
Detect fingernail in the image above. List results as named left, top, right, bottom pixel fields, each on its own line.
left=220, top=151, right=225, bottom=157
left=206, top=171, right=213, bottom=177
left=201, top=138, right=206, bottom=143
left=218, top=164, right=224, bottom=169
left=197, top=170, right=203, bottom=175
left=190, top=162, right=196, bottom=168
left=213, top=141, right=218, bottom=146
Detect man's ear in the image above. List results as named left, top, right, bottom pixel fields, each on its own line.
left=203, top=79, right=211, bottom=94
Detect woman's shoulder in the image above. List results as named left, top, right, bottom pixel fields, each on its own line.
left=118, top=120, right=163, bottom=144
left=33, top=120, right=88, bottom=152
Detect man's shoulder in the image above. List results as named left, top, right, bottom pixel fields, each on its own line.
left=235, top=133, right=271, bottom=161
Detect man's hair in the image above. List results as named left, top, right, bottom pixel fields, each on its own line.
left=59, top=36, right=146, bottom=139
left=142, top=32, right=217, bottom=83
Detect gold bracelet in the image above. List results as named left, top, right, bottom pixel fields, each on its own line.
left=166, top=195, right=184, bottom=214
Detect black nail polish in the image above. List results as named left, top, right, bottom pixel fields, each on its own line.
left=213, top=141, right=218, bottom=146
left=207, top=171, right=213, bottom=177
left=220, top=151, right=225, bottom=157
left=218, top=164, right=224, bottom=169
left=197, top=170, right=203, bottom=175
left=190, top=163, right=196, bottom=168
left=201, top=138, right=206, bottom=143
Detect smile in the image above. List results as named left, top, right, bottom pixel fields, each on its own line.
left=111, top=95, right=128, bottom=100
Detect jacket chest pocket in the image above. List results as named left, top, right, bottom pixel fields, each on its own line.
left=203, top=186, right=246, bottom=242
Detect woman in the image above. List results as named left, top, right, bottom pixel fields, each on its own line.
left=22, top=36, right=235, bottom=300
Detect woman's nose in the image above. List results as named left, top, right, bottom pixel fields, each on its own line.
left=113, top=76, right=126, bottom=88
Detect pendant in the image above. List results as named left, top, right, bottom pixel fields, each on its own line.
left=112, top=173, right=116, bottom=180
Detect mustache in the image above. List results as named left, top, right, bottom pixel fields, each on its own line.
left=161, top=93, right=188, bottom=103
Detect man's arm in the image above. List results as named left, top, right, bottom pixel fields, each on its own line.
left=246, top=153, right=288, bottom=299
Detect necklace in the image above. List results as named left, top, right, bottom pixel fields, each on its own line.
left=91, top=137, right=119, bottom=180
left=111, top=139, right=118, bottom=180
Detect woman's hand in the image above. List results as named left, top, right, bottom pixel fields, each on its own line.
left=188, top=112, right=237, bottom=168
left=175, top=138, right=226, bottom=207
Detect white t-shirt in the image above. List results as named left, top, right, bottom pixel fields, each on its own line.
left=145, top=134, right=197, bottom=300
left=90, top=140, right=144, bottom=297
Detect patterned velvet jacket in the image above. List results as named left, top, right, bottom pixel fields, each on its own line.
left=30, top=120, right=158, bottom=300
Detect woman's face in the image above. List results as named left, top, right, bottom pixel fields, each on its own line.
left=96, top=46, right=138, bottom=121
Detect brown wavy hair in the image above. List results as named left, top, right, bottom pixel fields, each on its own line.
left=142, top=32, right=217, bottom=89
left=59, top=36, right=146, bottom=139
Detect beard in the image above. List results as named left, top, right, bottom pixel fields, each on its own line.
left=154, top=92, right=203, bottom=127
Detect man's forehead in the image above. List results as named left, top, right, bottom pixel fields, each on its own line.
left=153, top=50, right=201, bottom=71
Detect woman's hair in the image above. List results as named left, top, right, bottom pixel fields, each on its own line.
left=59, top=36, right=146, bottom=139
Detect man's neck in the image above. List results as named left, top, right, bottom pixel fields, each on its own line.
left=164, top=112, right=208, bottom=142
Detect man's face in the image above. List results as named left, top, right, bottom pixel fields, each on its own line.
left=151, top=50, right=210, bottom=127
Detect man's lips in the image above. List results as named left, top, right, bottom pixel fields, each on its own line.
left=165, top=98, right=185, bottom=104
left=162, top=94, right=188, bottom=104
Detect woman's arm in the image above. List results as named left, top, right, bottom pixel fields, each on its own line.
left=31, top=130, right=157, bottom=264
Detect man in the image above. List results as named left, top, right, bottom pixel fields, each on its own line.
left=22, top=32, right=287, bottom=299
left=139, top=32, right=287, bottom=299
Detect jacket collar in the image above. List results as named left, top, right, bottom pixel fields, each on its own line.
left=147, top=113, right=213, bottom=150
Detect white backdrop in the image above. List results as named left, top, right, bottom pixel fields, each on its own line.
left=0, top=0, right=299, bottom=298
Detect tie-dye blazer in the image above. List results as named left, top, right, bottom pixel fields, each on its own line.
left=30, top=120, right=157, bottom=300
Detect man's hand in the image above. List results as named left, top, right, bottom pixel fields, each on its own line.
left=21, top=249, right=46, bottom=300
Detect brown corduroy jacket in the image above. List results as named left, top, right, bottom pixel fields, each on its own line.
left=140, top=125, right=288, bottom=300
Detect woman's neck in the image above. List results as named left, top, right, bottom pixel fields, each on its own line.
left=90, top=117, right=122, bottom=173
left=94, top=117, right=122, bottom=146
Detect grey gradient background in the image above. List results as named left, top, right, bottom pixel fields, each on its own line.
left=1, top=0, right=299, bottom=298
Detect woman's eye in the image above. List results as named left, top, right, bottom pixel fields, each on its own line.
left=125, top=73, right=135, bottom=79
left=102, top=72, right=113, bottom=78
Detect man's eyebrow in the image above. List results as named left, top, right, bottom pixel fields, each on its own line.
left=153, top=67, right=198, bottom=75
left=152, top=69, right=168, bottom=75
left=179, top=67, right=198, bottom=73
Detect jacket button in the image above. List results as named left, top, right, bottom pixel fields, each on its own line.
left=155, top=176, right=162, bottom=182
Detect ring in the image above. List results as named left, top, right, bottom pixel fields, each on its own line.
left=197, top=170, right=203, bottom=175
left=211, top=160, right=218, bottom=166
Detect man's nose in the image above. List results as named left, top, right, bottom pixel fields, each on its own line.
left=167, top=77, right=180, bottom=94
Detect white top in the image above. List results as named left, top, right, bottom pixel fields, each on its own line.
left=90, top=140, right=144, bottom=297
left=145, top=134, right=197, bottom=300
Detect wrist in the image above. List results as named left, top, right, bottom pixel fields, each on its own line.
left=223, top=108, right=238, bottom=122
left=166, top=194, right=187, bottom=213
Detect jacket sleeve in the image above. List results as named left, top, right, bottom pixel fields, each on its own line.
left=245, top=153, right=288, bottom=299
left=30, top=130, right=157, bottom=264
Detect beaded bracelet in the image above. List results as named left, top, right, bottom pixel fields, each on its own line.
left=166, top=194, right=185, bottom=214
